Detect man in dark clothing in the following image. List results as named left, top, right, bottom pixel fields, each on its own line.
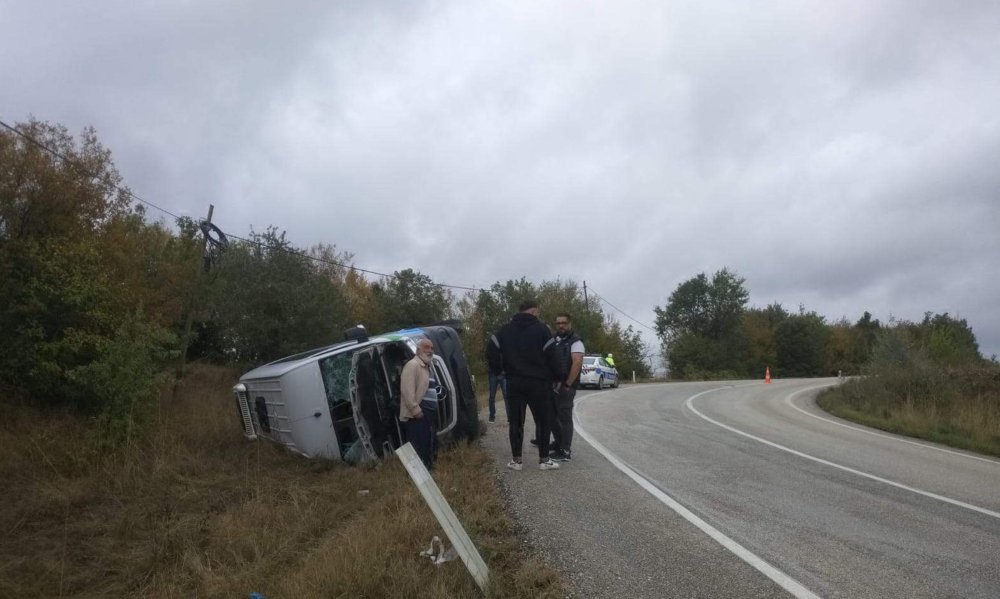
left=487, top=299, right=563, bottom=471
left=550, top=313, right=585, bottom=461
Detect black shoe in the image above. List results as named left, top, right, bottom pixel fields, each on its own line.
left=552, top=449, right=572, bottom=462
left=488, top=416, right=495, bottom=422
left=529, top=438, right=538, bottom=446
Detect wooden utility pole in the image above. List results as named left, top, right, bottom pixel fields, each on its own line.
left=177, top=204, right=214, bottom=379
left=583, top=280, right=589, bottom=310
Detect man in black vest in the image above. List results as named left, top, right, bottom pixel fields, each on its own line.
left=487, top=299, right=563, bottom=471
left=550, top=312, right=584, bottom=461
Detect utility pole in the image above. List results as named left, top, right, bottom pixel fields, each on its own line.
left=177, top=204, right=214, bottom=380
left=583, top=280, right=588, bottom=310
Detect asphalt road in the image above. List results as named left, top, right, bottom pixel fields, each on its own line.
left=481, top=379, right=1000, bottom=598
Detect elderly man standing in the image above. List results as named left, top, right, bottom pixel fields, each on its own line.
left=400, top=338, right=439, bottom=470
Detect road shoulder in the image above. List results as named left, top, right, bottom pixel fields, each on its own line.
left=480, top=396, right=790, bottom=598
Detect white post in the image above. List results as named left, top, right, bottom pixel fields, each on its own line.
left=632, top=370, right=636, bottom=383
left=396, top=443, right=489, bottom=592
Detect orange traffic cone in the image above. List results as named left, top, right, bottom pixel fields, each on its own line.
left=764, top=367, right=771, bottom=384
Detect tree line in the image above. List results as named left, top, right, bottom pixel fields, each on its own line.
left=6, top=120, right=988, bottom=446
left=654, top=268, right=990, bottom=379
left=0, top=120, right=649, bottom=444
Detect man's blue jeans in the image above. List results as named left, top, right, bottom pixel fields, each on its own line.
left=488, top=372, right=509, bottom=420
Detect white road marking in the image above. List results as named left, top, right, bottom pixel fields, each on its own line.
left=576, top=389, right=822, bottom=599
left=784, top=385, right=1000, bottom=466
left=686, top=387, right=1000, bottom=520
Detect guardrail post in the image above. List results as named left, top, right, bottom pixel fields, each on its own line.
left=396, top=442, right=489, bottom=592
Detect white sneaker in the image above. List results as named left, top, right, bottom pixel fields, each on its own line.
left=506, top=460, right=523, bottom=471
left=539, top=459, right=560, bottom=471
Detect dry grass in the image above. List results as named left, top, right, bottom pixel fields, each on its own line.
left=817, top=366, right=1000, bottom=457
left=0, top=365, right=564, bottom=598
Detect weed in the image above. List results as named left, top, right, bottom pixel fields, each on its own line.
left=0, top=364, right=563, bottom=598
left=818, top=365, right=1000, bottom=457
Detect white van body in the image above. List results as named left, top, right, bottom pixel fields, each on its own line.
left=233, top=326, right=478, bottom=462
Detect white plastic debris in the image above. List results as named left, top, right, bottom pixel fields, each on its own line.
left=418, top=536, right=458, bottom=566
left=419, top=535, right=442, bottom=559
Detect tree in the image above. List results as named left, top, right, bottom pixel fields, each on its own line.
left=654, top=268, right=749, bottom=377
left=605, top=322, right=652, bottom=379
left=0, top=120, right=175, bottom=444
left=654, top=268, right=749, bottom=341
left=343, top=269, right=380, bottom=330
left=741, top=303, right=787, bottom=377
left=913, top=312, right=981, bottom=367
left=775, top=310, right=830, bottom=377
left=201, top=227, right=350, bottom=364
left=654, top=273, right=712, bottom=341
left=665, top=332, right=719, bottom=379
left=826, top=318, right=855, bottom=375
left=456, top=277, right=649, bottom=381
left=853, top=311, right=881, bottom=366
left=457, top=278, right=543, bottom=379
left=373, top=268, right=452, bottom=331
left=0, top=120, right=131, bottom=241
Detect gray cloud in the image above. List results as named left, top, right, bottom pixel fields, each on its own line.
left=3, top=0, right=998, bottom=358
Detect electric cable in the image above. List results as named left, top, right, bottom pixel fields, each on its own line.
left=0, top=118, right=185, bottom=221
left=221, top=229, right=481, bottom=291
left=587, top=287, right=658, bottom=333
left=4, top=118, right=664, bottom=304
left=0, top=117, right=481, bottom=292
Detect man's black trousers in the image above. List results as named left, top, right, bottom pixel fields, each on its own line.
left=535, top=386, right=576, bottom=452
left=507, top=376, right=553, bottom=460
left=551, top=386, right=576, bottom=452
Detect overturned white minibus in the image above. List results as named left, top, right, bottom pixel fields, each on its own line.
left=233, top=325, right=479, bottom=462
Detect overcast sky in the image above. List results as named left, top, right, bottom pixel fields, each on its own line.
left=3, top=1, right=998, bottom=361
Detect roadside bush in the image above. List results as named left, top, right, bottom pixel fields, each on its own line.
left=674, top=364, right=741, bottom=381
left=74, top=316, right=176, bottom=447
left=1, top=241, right=174, bottom=423
left=819, top=328, right=1000, bottom=456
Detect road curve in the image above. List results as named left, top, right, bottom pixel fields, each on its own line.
left=482, top=380, right=1000, bottom=598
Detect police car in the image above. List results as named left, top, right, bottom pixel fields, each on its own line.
left=579, top=354, right=619, bottom=389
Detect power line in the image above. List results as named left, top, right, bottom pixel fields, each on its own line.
left=0, top=118, right=185, bottom=221
left=2, top=117, right=670, bottom=320
left=0, top=117, right=482, bottom=293
left=3, top=117, right=664, bottom=303
left=588, top=287, right=658, bottom=333
left=221, top=229, right=482, bottom=292
left=5, top=117, right=674, bottom=334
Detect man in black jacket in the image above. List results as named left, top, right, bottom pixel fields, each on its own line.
left=487, top=299, right=562, bottom=471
